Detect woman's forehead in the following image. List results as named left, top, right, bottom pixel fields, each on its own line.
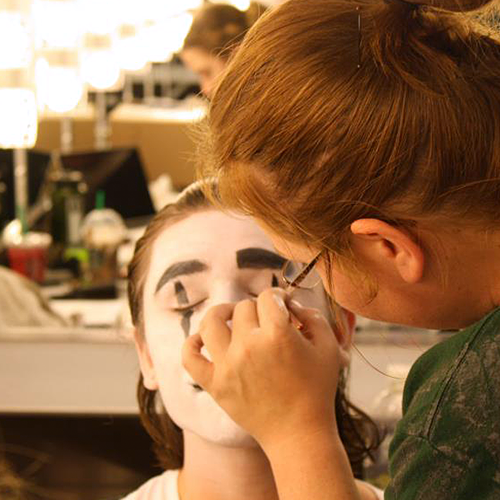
left=157, top=210, right=272, bottom=251
left=145, top=211, right=276, bottom=285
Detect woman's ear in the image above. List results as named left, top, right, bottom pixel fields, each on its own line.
left=133, top=329, right=159, bottom=391
left=350, top=219, right=424, bottom=284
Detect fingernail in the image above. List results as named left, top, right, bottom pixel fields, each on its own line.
left=289, top=299, right=304, bottom=309
left=273, top=294, right=290, bottom=318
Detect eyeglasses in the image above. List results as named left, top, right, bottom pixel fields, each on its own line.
left=282, top=251, right=323, bottom=292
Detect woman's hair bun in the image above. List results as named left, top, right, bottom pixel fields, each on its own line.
left=394, top=0, right=498, bottom=13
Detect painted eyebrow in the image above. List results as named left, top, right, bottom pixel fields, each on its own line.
left=236, top=248, right=287, bottom=270
left=155, top=260, right=208, bottom=294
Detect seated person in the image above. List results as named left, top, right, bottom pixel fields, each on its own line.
left=123, top=182, right=382, bottom=500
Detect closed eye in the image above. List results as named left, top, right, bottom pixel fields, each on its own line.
left=173, top=298, right=207, bottom=313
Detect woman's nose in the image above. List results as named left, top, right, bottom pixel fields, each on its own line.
left=213, top=284, right=253, bottom=305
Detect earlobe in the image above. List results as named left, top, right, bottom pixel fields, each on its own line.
left=133, top=329, right=159, bottom=391
left=350, top=218, right=424, bottom=284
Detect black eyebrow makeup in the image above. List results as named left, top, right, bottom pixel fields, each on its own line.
left=155, top=260, right=208, bottom=294
left=236, top=248, right=287, bottom=270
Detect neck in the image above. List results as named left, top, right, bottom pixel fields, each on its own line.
left=441, top=225, right=500, bottom=327
left=178, top=431, right=279, bottom=500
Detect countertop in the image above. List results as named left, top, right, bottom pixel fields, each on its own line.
left=0, top=307, right=448, bottom=417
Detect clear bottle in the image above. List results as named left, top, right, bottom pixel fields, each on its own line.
left=80, top=190, right=126, bottom=287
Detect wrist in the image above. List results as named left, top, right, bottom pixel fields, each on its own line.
left=261, top=418, right=342, bottom=463
left=262, top=422, right=361, bottom=500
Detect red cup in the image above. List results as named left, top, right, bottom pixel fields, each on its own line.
left=6, top=232, right=51, bottom=283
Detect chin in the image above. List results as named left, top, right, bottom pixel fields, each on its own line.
left=166, top=390, right=259, bottom=449
left=179, top=414, right=259, bottom=448
left=190, top=400, right=259, bottom=448
left=199, top=424, right=259, bottom=448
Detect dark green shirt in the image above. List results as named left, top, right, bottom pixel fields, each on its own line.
left=385, top=307, right=500, bottom=500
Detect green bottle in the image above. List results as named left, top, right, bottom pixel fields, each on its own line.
left=50, top=170, right=87, bottom=248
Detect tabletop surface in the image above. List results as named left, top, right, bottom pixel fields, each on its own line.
left=0, top=297, right=447, bottom=416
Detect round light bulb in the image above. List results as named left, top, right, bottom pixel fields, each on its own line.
left=0, top=88, right=38, bottom=148
left=145, top=12, right=193, bottom=63
left=0, top=11, right=32, bottom=69
left=36, top=59, right=84, bottom=113
left=116, top=25, right=148, bottom=72
left=81, top=49, right=122, bottom=90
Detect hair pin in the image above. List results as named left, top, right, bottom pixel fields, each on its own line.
left=356, top=7, right=361, bottom=69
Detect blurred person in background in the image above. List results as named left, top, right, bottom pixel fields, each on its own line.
left=181, top=2, right=267, bottom=98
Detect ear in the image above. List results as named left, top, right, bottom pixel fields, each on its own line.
left=350, top=219, right=424, bottom=284
left=337, top=308, right=355, bottom=369
left=133, top=329, right=159, bottom=391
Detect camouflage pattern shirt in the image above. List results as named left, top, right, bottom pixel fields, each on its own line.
left=385, top=307, right=500, bottom=500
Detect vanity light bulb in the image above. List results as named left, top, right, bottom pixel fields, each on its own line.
left=223, top=0, right=252, bottom=11
left=0, top=88, right=38, bottom=148
left=116, top=27, right=149, bottom=72
left=81, top=50, right=122, bottom=90
left=145, top=12, right=193, bottom=63
left=33, top=0, right=81, bottom=49
left=36, top=60, right=84, bottom=113
left=0, top=11, right=32, bottom=70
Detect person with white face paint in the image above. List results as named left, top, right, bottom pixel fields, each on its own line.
left=123, top=182, right=383, bottom=500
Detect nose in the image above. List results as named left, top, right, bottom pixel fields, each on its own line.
left=211, top=282, right=253, bottom=305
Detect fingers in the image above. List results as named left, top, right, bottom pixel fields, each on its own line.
left=256, top=288, right=293, bottom=336
left=198, top=303, right=234, bottom=363
left=288, top=299, right=337, bottom=346
left=232, top=298, right=259, bottom=342
left=182, top=333, right=214, bottom=389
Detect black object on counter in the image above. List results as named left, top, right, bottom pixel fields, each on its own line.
left=0, top=150, right=52, bottom=225
left=60, top=148, right=155, bottom=221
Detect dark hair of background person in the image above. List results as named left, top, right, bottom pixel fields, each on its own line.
left=183, top=2, right=268, bottom=60
left=199, top=0, right=500, bottom=290
left=127, top=182, right=381, bottom=478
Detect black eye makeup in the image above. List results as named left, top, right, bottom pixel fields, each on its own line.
left=173, top=281, right=207, bottom=338
left=174, top=281, right=188, bottom=305
left=272, top=274, right=279, bottom=287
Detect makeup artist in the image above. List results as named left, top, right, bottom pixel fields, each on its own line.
left=182, top=0, right=500, bottom=499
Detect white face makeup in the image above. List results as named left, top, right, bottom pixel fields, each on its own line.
left=139, top=210, right=332, bottom=448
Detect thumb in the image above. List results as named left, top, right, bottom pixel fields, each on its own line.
left=182, top=333, right=214, bottom=390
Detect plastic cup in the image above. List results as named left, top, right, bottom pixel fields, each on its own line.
left=6, top=232, right=52, bottom=283
left=81, top=207, right=126, bottom=287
